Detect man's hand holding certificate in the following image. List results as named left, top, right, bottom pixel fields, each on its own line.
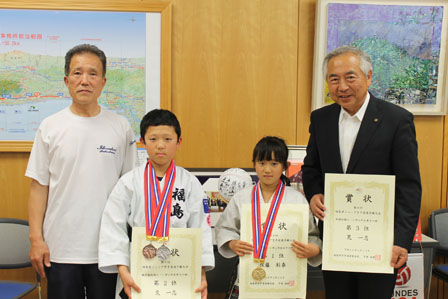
left=322, top=173, right=395, bottom=274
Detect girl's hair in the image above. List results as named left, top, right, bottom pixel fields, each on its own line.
left=252, top=136, right=290, bottom=185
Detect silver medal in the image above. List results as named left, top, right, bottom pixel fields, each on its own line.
left=157, top=244, right=171, bottom=261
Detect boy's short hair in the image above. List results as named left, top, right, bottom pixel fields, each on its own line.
left=140, top=109, right=182, bottom=141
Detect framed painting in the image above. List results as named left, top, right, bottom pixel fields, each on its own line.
left=0, top=0, right=172, bottom=151
left=312, top=0, right=448, bottom=115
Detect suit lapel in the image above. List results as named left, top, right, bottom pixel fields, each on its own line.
left=346, top=96, right=381, bottom=173
left=327, top=104, right=344, bottom=173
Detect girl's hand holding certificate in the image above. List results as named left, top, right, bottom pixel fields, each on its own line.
left=228, top=240, right=253, bottom=257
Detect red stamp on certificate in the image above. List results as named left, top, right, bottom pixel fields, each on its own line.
left=375, top=254, right=382, bottom=261
left=289, top=280, right=295, bottom=287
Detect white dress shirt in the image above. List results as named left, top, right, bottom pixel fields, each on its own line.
left=338, top=93, right=370, bottom=173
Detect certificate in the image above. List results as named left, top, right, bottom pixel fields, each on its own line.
left=323, top=173, right=395, bottom=273
left=130, top=227, right=202, bottom=299
left=239, top=204, right=309, bottom=298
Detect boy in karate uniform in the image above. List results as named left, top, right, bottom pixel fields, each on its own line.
left=99, top=109, right=214, bottom=298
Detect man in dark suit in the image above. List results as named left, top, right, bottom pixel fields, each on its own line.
left=302, top=45, right=421, bottom=299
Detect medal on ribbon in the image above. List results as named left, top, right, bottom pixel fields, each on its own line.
left=143, top=160, right=176, bottom=260
left=251, top=180, right=285, bottom=281
left=157, top=244, right=171, bottom=261
left=142, top=244, right=157, bottom=259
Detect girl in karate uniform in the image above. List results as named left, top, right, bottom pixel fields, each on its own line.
left=215, top=136, right=321, bottom=299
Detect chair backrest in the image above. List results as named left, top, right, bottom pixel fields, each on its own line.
left=429, top=209, right=448, bottom=255
left=0, top=218, right=32, bottom=269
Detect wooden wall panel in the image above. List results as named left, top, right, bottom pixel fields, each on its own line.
left=414, top=116, right=445, bottom=233
left=0, top=0, right=447, bottom=298
left=0, top=152, right=30, bottom=219
left=297, top=0, right=316, bottom=145
left=172, top=0, right=299, bottom=168
left=442, top=116, right=448, bottom=209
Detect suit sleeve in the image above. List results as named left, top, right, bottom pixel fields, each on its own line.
left=302, top=111, right=324, bottom=202
left=392, top=112, right=421, bottom=251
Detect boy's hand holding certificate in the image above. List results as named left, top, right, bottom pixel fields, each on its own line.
left=130, top=227, right=202, bottom=299
left=130, top=160, right=202, bottom=299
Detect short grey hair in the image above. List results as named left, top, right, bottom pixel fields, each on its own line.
left=65, top=44, right=107, bottom=77
left=322, top=45, right=372, bottom=79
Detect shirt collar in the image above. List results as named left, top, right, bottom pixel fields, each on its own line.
left=339, top=92, right=370, bottom=122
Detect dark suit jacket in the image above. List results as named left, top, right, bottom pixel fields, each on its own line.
left=302, top=94, right=421, bottom=251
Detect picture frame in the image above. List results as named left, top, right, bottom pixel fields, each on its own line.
left=0, top=0, right=172, bottom=152
left=312, top=0, right=448, bottom=115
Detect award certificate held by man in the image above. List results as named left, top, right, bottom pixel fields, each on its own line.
left=323, top=173, right=395, bottom=274
left=239, top=203, right=309, bottom=298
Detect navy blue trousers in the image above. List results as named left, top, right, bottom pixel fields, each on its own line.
left=45, top=263, right=117, bottom=299
left=322, top=270, right=398, bottom=299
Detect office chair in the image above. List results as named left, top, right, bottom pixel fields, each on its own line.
left=0, top=218, right=41, bottom=299
left=428, top=208, right=448, bottom=282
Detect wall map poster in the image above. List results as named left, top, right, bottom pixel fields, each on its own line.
left=0, top=9, right=160, bottom=142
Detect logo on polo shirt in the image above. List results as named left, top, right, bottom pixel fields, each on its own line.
left=97, top=145, right=117, bottom=154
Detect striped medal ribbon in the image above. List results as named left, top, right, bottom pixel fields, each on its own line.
left=251, top=180, right=285, bottom=281
left=144, top=160, right=176, bottom=241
